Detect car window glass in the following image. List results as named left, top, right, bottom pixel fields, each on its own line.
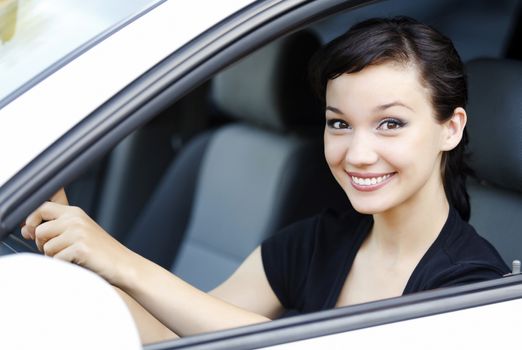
left=0, top=0, right=159, bottom=103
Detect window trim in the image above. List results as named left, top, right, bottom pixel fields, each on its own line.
left=145, top=275, right=522, bottom=350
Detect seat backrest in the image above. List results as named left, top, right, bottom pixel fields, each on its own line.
left=126, top=31, right=348, bottom=291
left=466, top=58, right=522, bottom=267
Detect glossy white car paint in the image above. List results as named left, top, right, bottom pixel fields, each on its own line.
left=0, top=253, right=141, bottom=349
left=0, top=0, right=255, bottom=187
left=263, top=298, right=522, bottom=349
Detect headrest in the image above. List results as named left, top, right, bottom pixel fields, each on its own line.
left=212, top=31, right=322, bottom=131
left=466, top=58, right=522, bottom=192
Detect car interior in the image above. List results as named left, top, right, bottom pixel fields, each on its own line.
left=59, top=0, right=522, bottom=290
left=3, top=0, right=521, bottom=303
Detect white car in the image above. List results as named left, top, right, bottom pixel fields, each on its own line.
left=0, top=0, right=521, bottom=349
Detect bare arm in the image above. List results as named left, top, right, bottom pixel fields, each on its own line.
left=112, top=247, right=282, bottom=343
left=209, top=247, right=283, bottom=320
left=119, top=247, right=282, bottom=336
left=22, top=193, right=284, bottom=339
left=113, top=287, right=179, bottom=344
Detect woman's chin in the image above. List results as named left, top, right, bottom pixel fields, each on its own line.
left=349, top=200, right=390, bottom=215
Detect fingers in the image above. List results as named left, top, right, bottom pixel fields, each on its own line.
left=34, top=219, right=66, bottom=252
left=53, top=242, right=93, bottom=268
left=22, top=207, right=43, bottom=240
left=20, top=225, right=34, bottom=240
left=18, top=201, right=119, bottom=283
left=34, top=201, right=71, bottom=222
left=20, top=188, right=69, bottom=239
left=53, top=245, right=84, bottom=265
left=41, top=232, right=77, bottom=258
left=32, top=211, right=91, bottom=264
left=22, top=202, right=78, bottom=241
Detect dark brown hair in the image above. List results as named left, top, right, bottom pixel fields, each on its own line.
left=310, top=16, right=472, bottom=221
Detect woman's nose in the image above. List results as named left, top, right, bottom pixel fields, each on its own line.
left=345, top=131, right=378, bottom=166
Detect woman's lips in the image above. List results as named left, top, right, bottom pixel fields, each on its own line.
left=347, top=172, right=396, bottom=192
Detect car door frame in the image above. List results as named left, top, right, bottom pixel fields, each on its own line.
left=144, top=274, right=522, bottom=350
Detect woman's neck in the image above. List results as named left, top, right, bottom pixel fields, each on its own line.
left=367, top=179, right=450, bottom=263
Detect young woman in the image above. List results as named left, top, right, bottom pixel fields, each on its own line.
left=21, top=17, right=509, bottom=343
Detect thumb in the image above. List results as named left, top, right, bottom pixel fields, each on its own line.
left=50, top=188, right=69, bottom=206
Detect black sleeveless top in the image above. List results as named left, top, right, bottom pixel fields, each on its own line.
left=261, top=208, right=509, bottom=313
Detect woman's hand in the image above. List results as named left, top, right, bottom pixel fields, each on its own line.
left=20, top=188, right=68, bottom=240
left=20, top=190, right=135, bottom=287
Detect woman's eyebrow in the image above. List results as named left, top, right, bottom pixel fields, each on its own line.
left=374, top=101, right=414, bottom=112
left=325, top=106, right=344, bottom=114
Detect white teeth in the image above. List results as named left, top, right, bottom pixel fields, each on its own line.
left=351, top=174, right=392, bottom=186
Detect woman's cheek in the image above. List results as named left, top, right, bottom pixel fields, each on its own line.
left=324, top=136, right=346, bottom=167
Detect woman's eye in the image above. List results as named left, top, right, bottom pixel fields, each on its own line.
left=378, top=118, right=405, bottom=130
left=327, top=119, right=350, bottom=129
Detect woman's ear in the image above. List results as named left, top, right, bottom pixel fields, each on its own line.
left=441, top=107, right=467, bottom=151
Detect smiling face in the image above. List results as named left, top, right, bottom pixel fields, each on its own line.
left=324, top=62, right=449, bottom=216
